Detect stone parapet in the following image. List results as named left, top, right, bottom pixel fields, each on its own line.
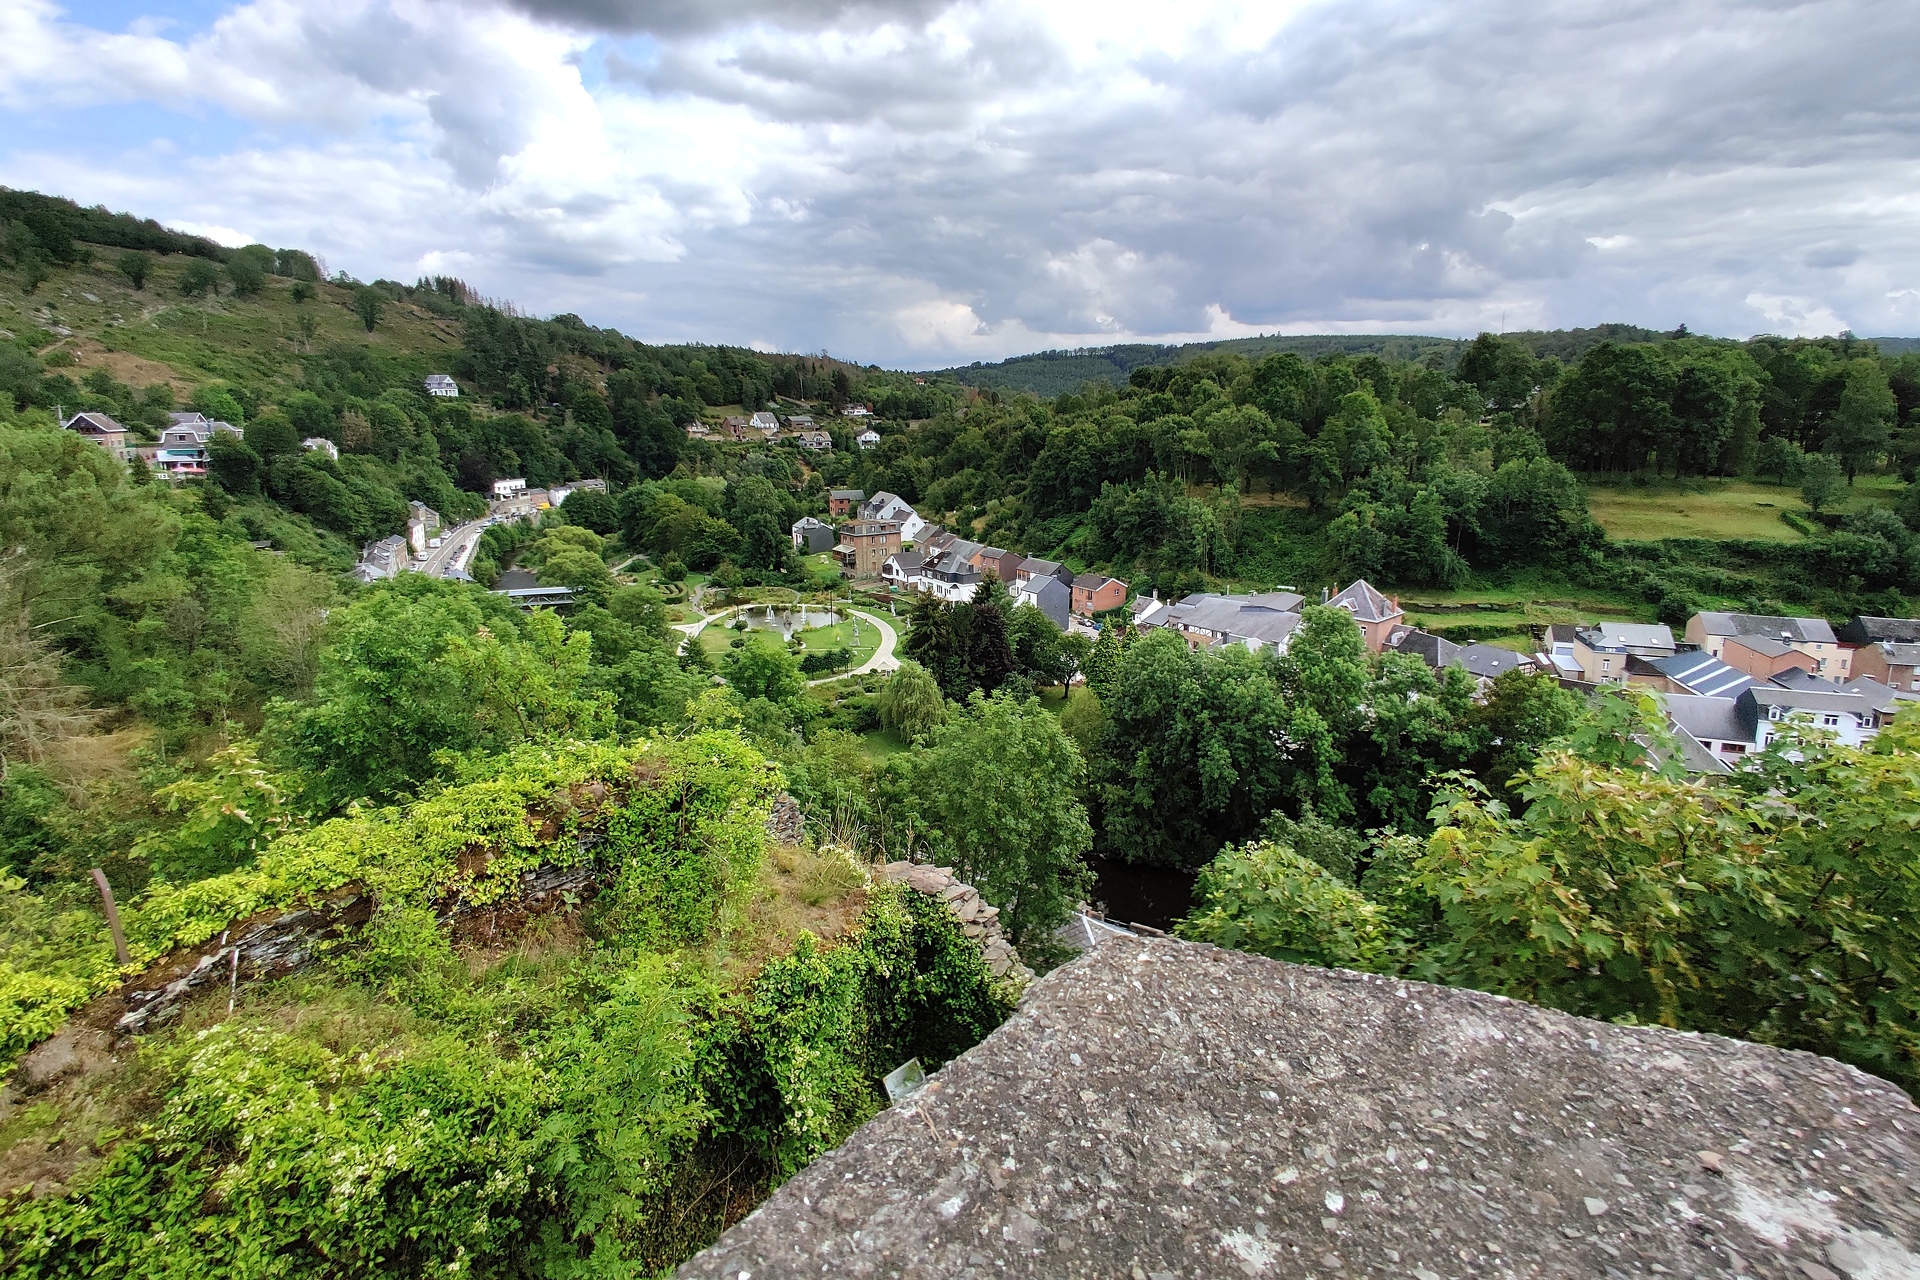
left=880, top=861, right=1034, bottom=987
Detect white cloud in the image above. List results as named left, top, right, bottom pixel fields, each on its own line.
left=3, top=0, right=1918, bottom=364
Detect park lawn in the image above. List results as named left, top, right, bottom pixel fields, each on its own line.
left=857, top=728, right=909, bottom=762
left=699, top=611, right=881, bottom=676
left=1586, top=479, right=1813, bottom=542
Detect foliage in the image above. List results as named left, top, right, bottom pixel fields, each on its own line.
left=874, top=661, right=947, bottom=743
left=1179, top=838, right=1396, bottom=970
left=881, top=691, right=1092, bottom=944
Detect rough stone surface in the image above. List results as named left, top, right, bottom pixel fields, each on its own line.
left=676, top=934, right=1920, bottom=1280
left=880, top=861, right=1034, bottom=987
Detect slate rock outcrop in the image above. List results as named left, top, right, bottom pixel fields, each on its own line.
left=880, top=860, right=1034, bottom=987
left=677, top=933, right=1920, bottom=1280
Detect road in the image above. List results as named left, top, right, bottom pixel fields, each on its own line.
left=409, top=517, right=488, bottom=579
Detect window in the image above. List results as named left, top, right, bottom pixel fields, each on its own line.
left=1822, top=714, right=1840, bottom=728
left=1768, top=705, right=1783, bottom=721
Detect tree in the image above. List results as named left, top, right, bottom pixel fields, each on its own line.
left=876, top=661, right=947, bottom=743
left=1826, top=359, right=1896, bottom=484
left=562, top=489, right=619, bottom=535
left=352, top=286, right=385, bottom=332
left=1756, top=435, right=1805, bottom=485
left=1801, top=452, right=1845, bottom=513
left=207, top=433, right=263, bottom=495
left=178, top=260, right=222, bottom=298
left=116, top=252, right=149, bottom=291
left=883, top=691, right=1092, bottom=945
left=226, top=253, right=266, bottom=298
left=538, top=547, right=615, bottom=608
left=720, top=642, right=803, bottom=703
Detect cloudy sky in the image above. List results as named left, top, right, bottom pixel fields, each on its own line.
left=4, top=0, right=1918, bottom=365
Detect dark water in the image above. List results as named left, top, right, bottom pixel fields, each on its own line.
left=1087, top=857, right=1197, bottom=933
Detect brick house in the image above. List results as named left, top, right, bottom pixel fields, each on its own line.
left=1326, top=580, right=1406, bottom=653
left=1071, top=574, right=1127, bottom=618
left=832, top=519, right=902, bottom=577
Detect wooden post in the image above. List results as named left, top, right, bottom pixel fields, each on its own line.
left=90, top=869, right=131, bottom=967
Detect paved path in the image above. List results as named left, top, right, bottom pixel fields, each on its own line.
left=809, top=608, right=898, bottom=685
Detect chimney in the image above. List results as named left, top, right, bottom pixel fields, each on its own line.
left=1320, top=586, right=1330, bottom=604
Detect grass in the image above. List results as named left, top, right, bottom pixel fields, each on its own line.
left=699, top=608, right=881, bottom=676
left=856, top=728, right=909, bottom=761
left=1587, top=478, right=1812, bottom=542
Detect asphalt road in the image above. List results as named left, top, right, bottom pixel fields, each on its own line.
left=409, top=517, right=489, bottom=578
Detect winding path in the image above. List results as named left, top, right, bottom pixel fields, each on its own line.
left=812, top=608, right=899, bottom=685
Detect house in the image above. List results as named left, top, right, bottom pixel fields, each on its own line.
left=914, top=532, right=987, bottom=601
left=1383, top=627, right=1461, bottom=670
left=840, top=403, right=873, bottom=418
left=61, top=411, right=130, bottom=458
left=1570, top=622, right=1677, bottom=685
left=493, top=478, right=527, bottom=498
left=828, top=489, right=866, bottom=517
left=301, top=436, right=339, bottom=460
left=151, top=448, right=207, bottom=478
left=1325, top=580, right=1406, bottom=653
left=750, top=410, right=781, bottom=436
left=1843, top=675, right=1920, bottom=725
left=1014, top=558, right=1071, bottom=589
left=859, top=492, right=930, bottom=543
left=1719, top=633, right=1818, bottom=682
left=1660, top=694, right=1749, bottom=772
left=353, top=535, right=410, bottom=583
left=881, top=551, right=924, bottom=591
left=1454, top=644, right=1534, bottom=681
left=795, top=431, right=832, bottom=452
left=1633, top=650, right=1755, bottom=699
left=1012, top=575, right=1073, bottom=631
left=1686, top=612, right=1847, bottom=679
left=1070, top=575, right=1128, bottom=619
left=1837, top=616, right=1920, bottom=647
left=784, top=414, right=817, bottom=430
left=684, top=421, right=713, bottom=439
left=423, top=374, right=459, bottom=398
left=1130, top=593, right=1170, bottom=628
left=1537, top=624, right=1588, bottom=685
left=833, top=519, right=903, bottom=577
left=1143, top=590, right=1305, bottom=654
left=791, top=516, right=837, bottom=554
left=856, top=428, right=882, bottom=449
left=1848, top=641, right=1920, bottom=693
left=406, top=500, right=441, bottom=555
left=970, top=545, right=1024, bottom=584
left=1743, top=684, right=1880, bottom=749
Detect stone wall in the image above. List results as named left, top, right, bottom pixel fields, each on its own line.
left=677, top=932, right=1920, bottom=1280
left=880, top=861, right=1033, bottom=987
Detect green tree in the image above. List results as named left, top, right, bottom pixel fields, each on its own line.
left=883, top=691, right=1093, bottom=944
left=226, top=253, right=266, bottom=298
left=115, top=252, right=149, bottom=291
left=1800, top=452, right=1845, bottom=513
left=178, top=259, right=222, bottom=298
left=352, top=286, right=385, bottom=332
left=538, top=547, right=615, bottom=608
left=876, top=660, right=947, bottom=743
left=1826, top=359, right=1896, bottom=483
left=720, top=642, right=803, bottom=703
left=1178, top=838, right=1395, bottom=969
left=562, top=488, right=619, bottom=535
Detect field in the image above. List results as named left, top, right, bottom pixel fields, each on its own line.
left=1584, top=476, right=1899, bottom=543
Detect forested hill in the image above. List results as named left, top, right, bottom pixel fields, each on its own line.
left=936, top=325, right=1920, bottom=397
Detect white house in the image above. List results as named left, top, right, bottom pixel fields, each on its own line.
left=750, top=410, right=781, bottom=435
left=856, top=428, right=882, bottom=449
left=840, top=403, right=873, bottom=418
left=301, top=436, right=339, bottom=460
left=860, top=491, right=930, bottom=543
left=424, top=374, right=460, bottom=398
left=492, top=478, right=528, bottom=498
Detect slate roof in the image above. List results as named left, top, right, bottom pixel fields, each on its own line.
left=830, top=489, right=866, bottom=501
left=1662, top=693, right=1747, bottom=744
left=1843, top=676, right=1920, bottom=713
left=1013, top=575, right=1071, bottom=630
left=1724, top=633, right=1800, bottom=659
left=1839, top=615, right=1920, bottom=645
left=64, top=410, right=125, bottom=434
left=1769, top=668, right=1844, bottom=693
left=1583, top=622, right=1677, bottom=651
left=1742, top=685, right=1872, bottom=716
left=1646, top=650, right=1755, bottom=698
left=1327, top=579, right=1400, bottom=623
left=1695, top=611, right=1837, bottom=645
left=1872, top=641, right=1920, bottom=665
left=1383, top=628, right=1459, bottom=670
left=1160, top=593, right=1302, bottom=649
left=1453, top=643, right=1530, bottom=680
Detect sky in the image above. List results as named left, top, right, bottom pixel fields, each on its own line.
left=4, top=0, right=1919, bottom=366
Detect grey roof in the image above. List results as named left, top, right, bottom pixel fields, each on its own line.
left=1163, top=594, right=1301, bottom=649
left=1074, top=574, right=1122, bottom=592
left=1742, top=685, right=1871, bottom=716
left=1582, top=622, right=1676, bottom=651
left=1327, top=579, right=1400, bottom=623
left=1840, top=615, right=1920, bottom=645
left=1667, top=724, right=1734, bottom=774
left=1662, top=693, right=1747, bottom=744
left=1843, top=676, right=1920, bottom=713
left=1874, top=641, right=1920, bottom=665
left=1723, top=632, right=1801, bottom=659
left=1014, top=575, right=1071, bottom=630
left=830, top=489, right=866, bottom=501
left=1767, top=668, right=1842, bottom=693
left=1452, top=643, right=1530, bottom=680
left=1694, top=611, right=1837, bottom=645
left=65, top=410, right=126, bottom=433
left=1647, top=651, right=1754, bottom=698
left=1383, top=628, right=1460, bottom=670
left=883, top=551, right=924, bottom=575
